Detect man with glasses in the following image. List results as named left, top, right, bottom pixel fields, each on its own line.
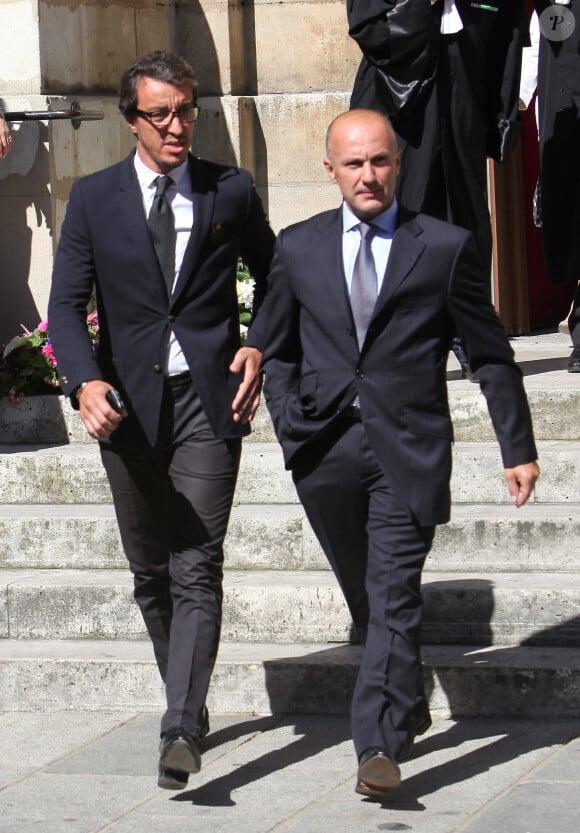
left=48, top=51, right=275, bottom=789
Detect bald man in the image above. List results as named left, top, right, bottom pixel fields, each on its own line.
left=262, top=110, right=538, bottom=798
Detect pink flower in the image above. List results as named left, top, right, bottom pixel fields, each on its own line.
left=41, top=344, right=58, bottom=366
left=37, top=320, right=49, bottom=332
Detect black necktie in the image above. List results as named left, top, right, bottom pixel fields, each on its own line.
left=350, top=222, right=377, bottom=349
left=148, top=175, right=175, bottom=295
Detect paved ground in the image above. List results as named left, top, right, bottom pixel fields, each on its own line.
left=1, top=710, right=579, bottom=832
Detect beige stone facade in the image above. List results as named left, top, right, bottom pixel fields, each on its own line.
left=0, top=0, right=360, bottom=341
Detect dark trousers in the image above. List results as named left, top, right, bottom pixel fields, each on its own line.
left=292, top=419, right=434, bottom=760
left=101, top=374, right=241, bottom=736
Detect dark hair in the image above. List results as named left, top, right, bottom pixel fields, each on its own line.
left=119, top=51, right=198, bottom=115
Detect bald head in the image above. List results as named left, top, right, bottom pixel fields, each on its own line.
left=326, top=109, right=397, bottom=160
left=323, top=109, right=401, bottom=221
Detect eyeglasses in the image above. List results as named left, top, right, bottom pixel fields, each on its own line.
left=134, top=104, right=199, bottom=127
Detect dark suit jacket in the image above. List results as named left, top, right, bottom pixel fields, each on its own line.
left=48, top=151, right=275, bottom=446
left=262, top=207, right=537, bottom=527
left=348, top=0, right=529, bottom=162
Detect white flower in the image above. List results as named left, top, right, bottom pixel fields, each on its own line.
left=237, top=278, right=255, bottom=311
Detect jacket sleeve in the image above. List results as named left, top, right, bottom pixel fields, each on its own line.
left=48, top=180, right=103, bottom=398
left=447, top=233, right=538, bottom=468
left=347, top=0, right=397, bottom=60
left=261, top=230, right=303, bottom=440
left=347, top=0, right=439, bottom=116
left=239, top=175, right=276, bottom=351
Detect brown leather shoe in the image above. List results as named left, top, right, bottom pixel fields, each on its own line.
left=355, top=748, right=401, bottom=798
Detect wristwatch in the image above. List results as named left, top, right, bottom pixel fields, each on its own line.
left=73, top=381, right=89, bottom=404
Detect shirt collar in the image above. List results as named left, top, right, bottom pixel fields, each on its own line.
left=342, top=198, right=398, bottom=234
left=133, top=152, right=190, bottom=191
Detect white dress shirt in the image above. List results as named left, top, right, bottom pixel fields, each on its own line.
left=342, top=199, right=398, bottom=296
left=441, top=0, right=464, bottom=35
left=134, top=153, right=193, bottom=374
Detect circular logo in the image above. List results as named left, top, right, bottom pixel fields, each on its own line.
left=539, top=5, right=576, bottom=42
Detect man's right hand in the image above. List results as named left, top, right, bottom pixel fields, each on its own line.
left=77, top=380, right=127, bottom=440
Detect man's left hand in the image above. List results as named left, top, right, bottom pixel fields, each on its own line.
left=230, top=346, right=263, bottom=423
left=504, top=461, right=540, bottom=508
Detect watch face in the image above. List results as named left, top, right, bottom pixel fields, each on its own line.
left=75, top=382, right=88, bottom=401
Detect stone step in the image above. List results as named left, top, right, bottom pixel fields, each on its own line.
left=2, top=374, right=580, bottom=445
left=0, top=503, right=579, bottom=573
left=1, top=569, right=579, bottom=646
left=1, top=639, right=579, bottom=717
left=0, top=441, right=577, bottom=504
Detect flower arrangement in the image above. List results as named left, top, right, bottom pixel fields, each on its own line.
left=236, top=259, right=255, bottom=343
left=0, top=312, right=99, bottom=403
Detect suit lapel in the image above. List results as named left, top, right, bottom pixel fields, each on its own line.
left=373, top=214, right=426, bottom=315
left=171, top=155, right=215, bottom=303
left=118, top=153, right=161, bottom=286
left=312, top=209, right=356, bottom=327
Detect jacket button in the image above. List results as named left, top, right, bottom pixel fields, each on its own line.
left=168, top=314, right=175, bottom=322
left=153, top=364, right=162, bottom=373
left=355, top=368, right=365, bottom=378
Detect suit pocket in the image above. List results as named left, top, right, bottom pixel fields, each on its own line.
left=299, top=371, right=319, bottom=414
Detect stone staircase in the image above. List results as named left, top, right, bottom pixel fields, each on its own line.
left=1, top=332, right=579, bottom=718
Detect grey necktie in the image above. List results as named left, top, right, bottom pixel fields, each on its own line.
left=350, top=222, right=377, bottom=349
left=148, top=175, right=175, bottom=295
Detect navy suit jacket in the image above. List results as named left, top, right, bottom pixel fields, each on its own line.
left=262, top=207, right=537, bottom=527
left=48, top=151, right=275, bottom=446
